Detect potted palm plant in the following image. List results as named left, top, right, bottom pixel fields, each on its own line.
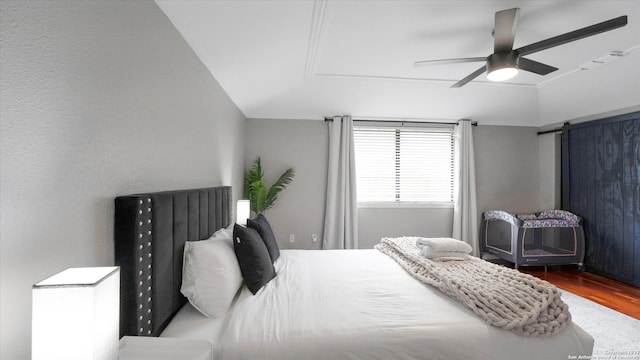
left=243, top=157, right=295, bottom=215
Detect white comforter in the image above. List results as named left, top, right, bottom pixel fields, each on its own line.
left=163, top=249, right=593, bottom=360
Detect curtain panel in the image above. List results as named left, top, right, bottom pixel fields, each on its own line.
left=452, top=119, right=479, bottom=256
left=323, top=116, right=358, bottom=249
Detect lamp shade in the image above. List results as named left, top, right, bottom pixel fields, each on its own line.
left=32, top=266, right=120, bottom=360
left=237, top=200, right=250, bottom=226
left=487, top=67, right=518, bottom=81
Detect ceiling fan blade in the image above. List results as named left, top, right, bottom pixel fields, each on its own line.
left=414, top=57, right=485, bottom=67
left=494, top=8, right=520, bottom=53
left=516, top=15, right=628, bottom=56
left=519, top=58, right=558, bottom=75
left=451, top=66, right=486, bottom=88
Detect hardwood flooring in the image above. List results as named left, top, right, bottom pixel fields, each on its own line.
left=522, top=268, right=640, bottom=320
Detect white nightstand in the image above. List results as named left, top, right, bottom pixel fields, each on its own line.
left=119, top=336, right=213, bottom=360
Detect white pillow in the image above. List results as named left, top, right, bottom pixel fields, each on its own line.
left=181, top=228, right=242, bottom=318
left=211, top=226, right=233, bottom=241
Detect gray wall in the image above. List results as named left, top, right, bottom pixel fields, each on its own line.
left=0, top=1, right=246, bottom=358
left=245, top=121, right=544, bottom=249
left=245, top=119, right=328, bottom=250
left=475, top=125, right=542, bottom=215
left=538, top=133, right=562, bottom=210
left=358, top=207, right=454, bottom=249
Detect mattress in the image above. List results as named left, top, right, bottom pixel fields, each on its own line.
left=162, top=249, right=593, bottom=360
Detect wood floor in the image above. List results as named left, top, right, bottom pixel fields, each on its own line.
left=522, top=268, right=640, bottom=320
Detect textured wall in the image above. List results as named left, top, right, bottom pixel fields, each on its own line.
left=0, top=1, right=246, bottom=358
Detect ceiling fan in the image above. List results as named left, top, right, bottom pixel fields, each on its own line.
left=414, top=8, right=628, bottom=88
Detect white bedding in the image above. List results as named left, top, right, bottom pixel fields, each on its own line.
left=162, top=249, right=593, bottom=360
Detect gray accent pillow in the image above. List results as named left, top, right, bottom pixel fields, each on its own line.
left=247, top=214, right=280, bottom=262
left=232, top=224, right=276, bottom=294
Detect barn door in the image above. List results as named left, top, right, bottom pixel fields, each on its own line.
left=561, top=112, right=640, bottom=286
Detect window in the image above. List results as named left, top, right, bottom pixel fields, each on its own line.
left=353, top=123, right=454, bottom=205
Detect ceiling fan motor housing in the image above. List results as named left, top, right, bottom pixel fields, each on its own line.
left=486, top=51, right=520, bottom=72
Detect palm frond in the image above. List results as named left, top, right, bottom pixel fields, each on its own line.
left=243, top=157, right=263, bottom=198
left=243, top=157, right=295, bottom=214
left=248, top=179, right=269, bottom=214
left=265, top=168, right=295, bottom=210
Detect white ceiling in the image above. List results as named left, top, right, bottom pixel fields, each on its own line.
left=155, top=0, right=640, bottom=127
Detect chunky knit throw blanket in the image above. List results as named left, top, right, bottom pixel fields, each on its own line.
left=375, top=237, right=571, bottom=337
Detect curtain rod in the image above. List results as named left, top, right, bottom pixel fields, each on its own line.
left=536, top=128, right=562, bottom=135
left=537, top=122, right=570, bottom=135
left=323, top=117, right=477, bottom=126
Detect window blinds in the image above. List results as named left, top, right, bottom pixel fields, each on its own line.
left=353, top=125, right=454, bottom=203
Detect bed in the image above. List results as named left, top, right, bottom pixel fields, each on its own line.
left=114, top=186, right=593, bottom=360
left=480, top=210, right=586, bottom=270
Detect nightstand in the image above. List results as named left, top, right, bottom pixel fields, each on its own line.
left=119, top=336, right=213, bottom=360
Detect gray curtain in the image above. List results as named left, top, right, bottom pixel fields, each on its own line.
left=452, top=119, right=479, bottom=256
left=322, top=115, right=358, bottom=249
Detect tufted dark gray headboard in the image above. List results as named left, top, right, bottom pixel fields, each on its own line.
left=114, top=186, right=232, bottom=338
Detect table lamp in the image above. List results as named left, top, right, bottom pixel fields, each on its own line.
left=32, top=266, right=120, bottom=360
left=236, top=200, right=250, bottom=226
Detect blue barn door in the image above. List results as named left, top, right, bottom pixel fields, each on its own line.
left=561, top=112, right=640, bottom=287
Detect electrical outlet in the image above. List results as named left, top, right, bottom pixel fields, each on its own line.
left=311, top=234, right=318, bottom=242
left=289, top=234, right=295, bottom=243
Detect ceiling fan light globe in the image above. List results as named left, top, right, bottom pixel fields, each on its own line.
left=487, top=67, right=519, bottom=81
